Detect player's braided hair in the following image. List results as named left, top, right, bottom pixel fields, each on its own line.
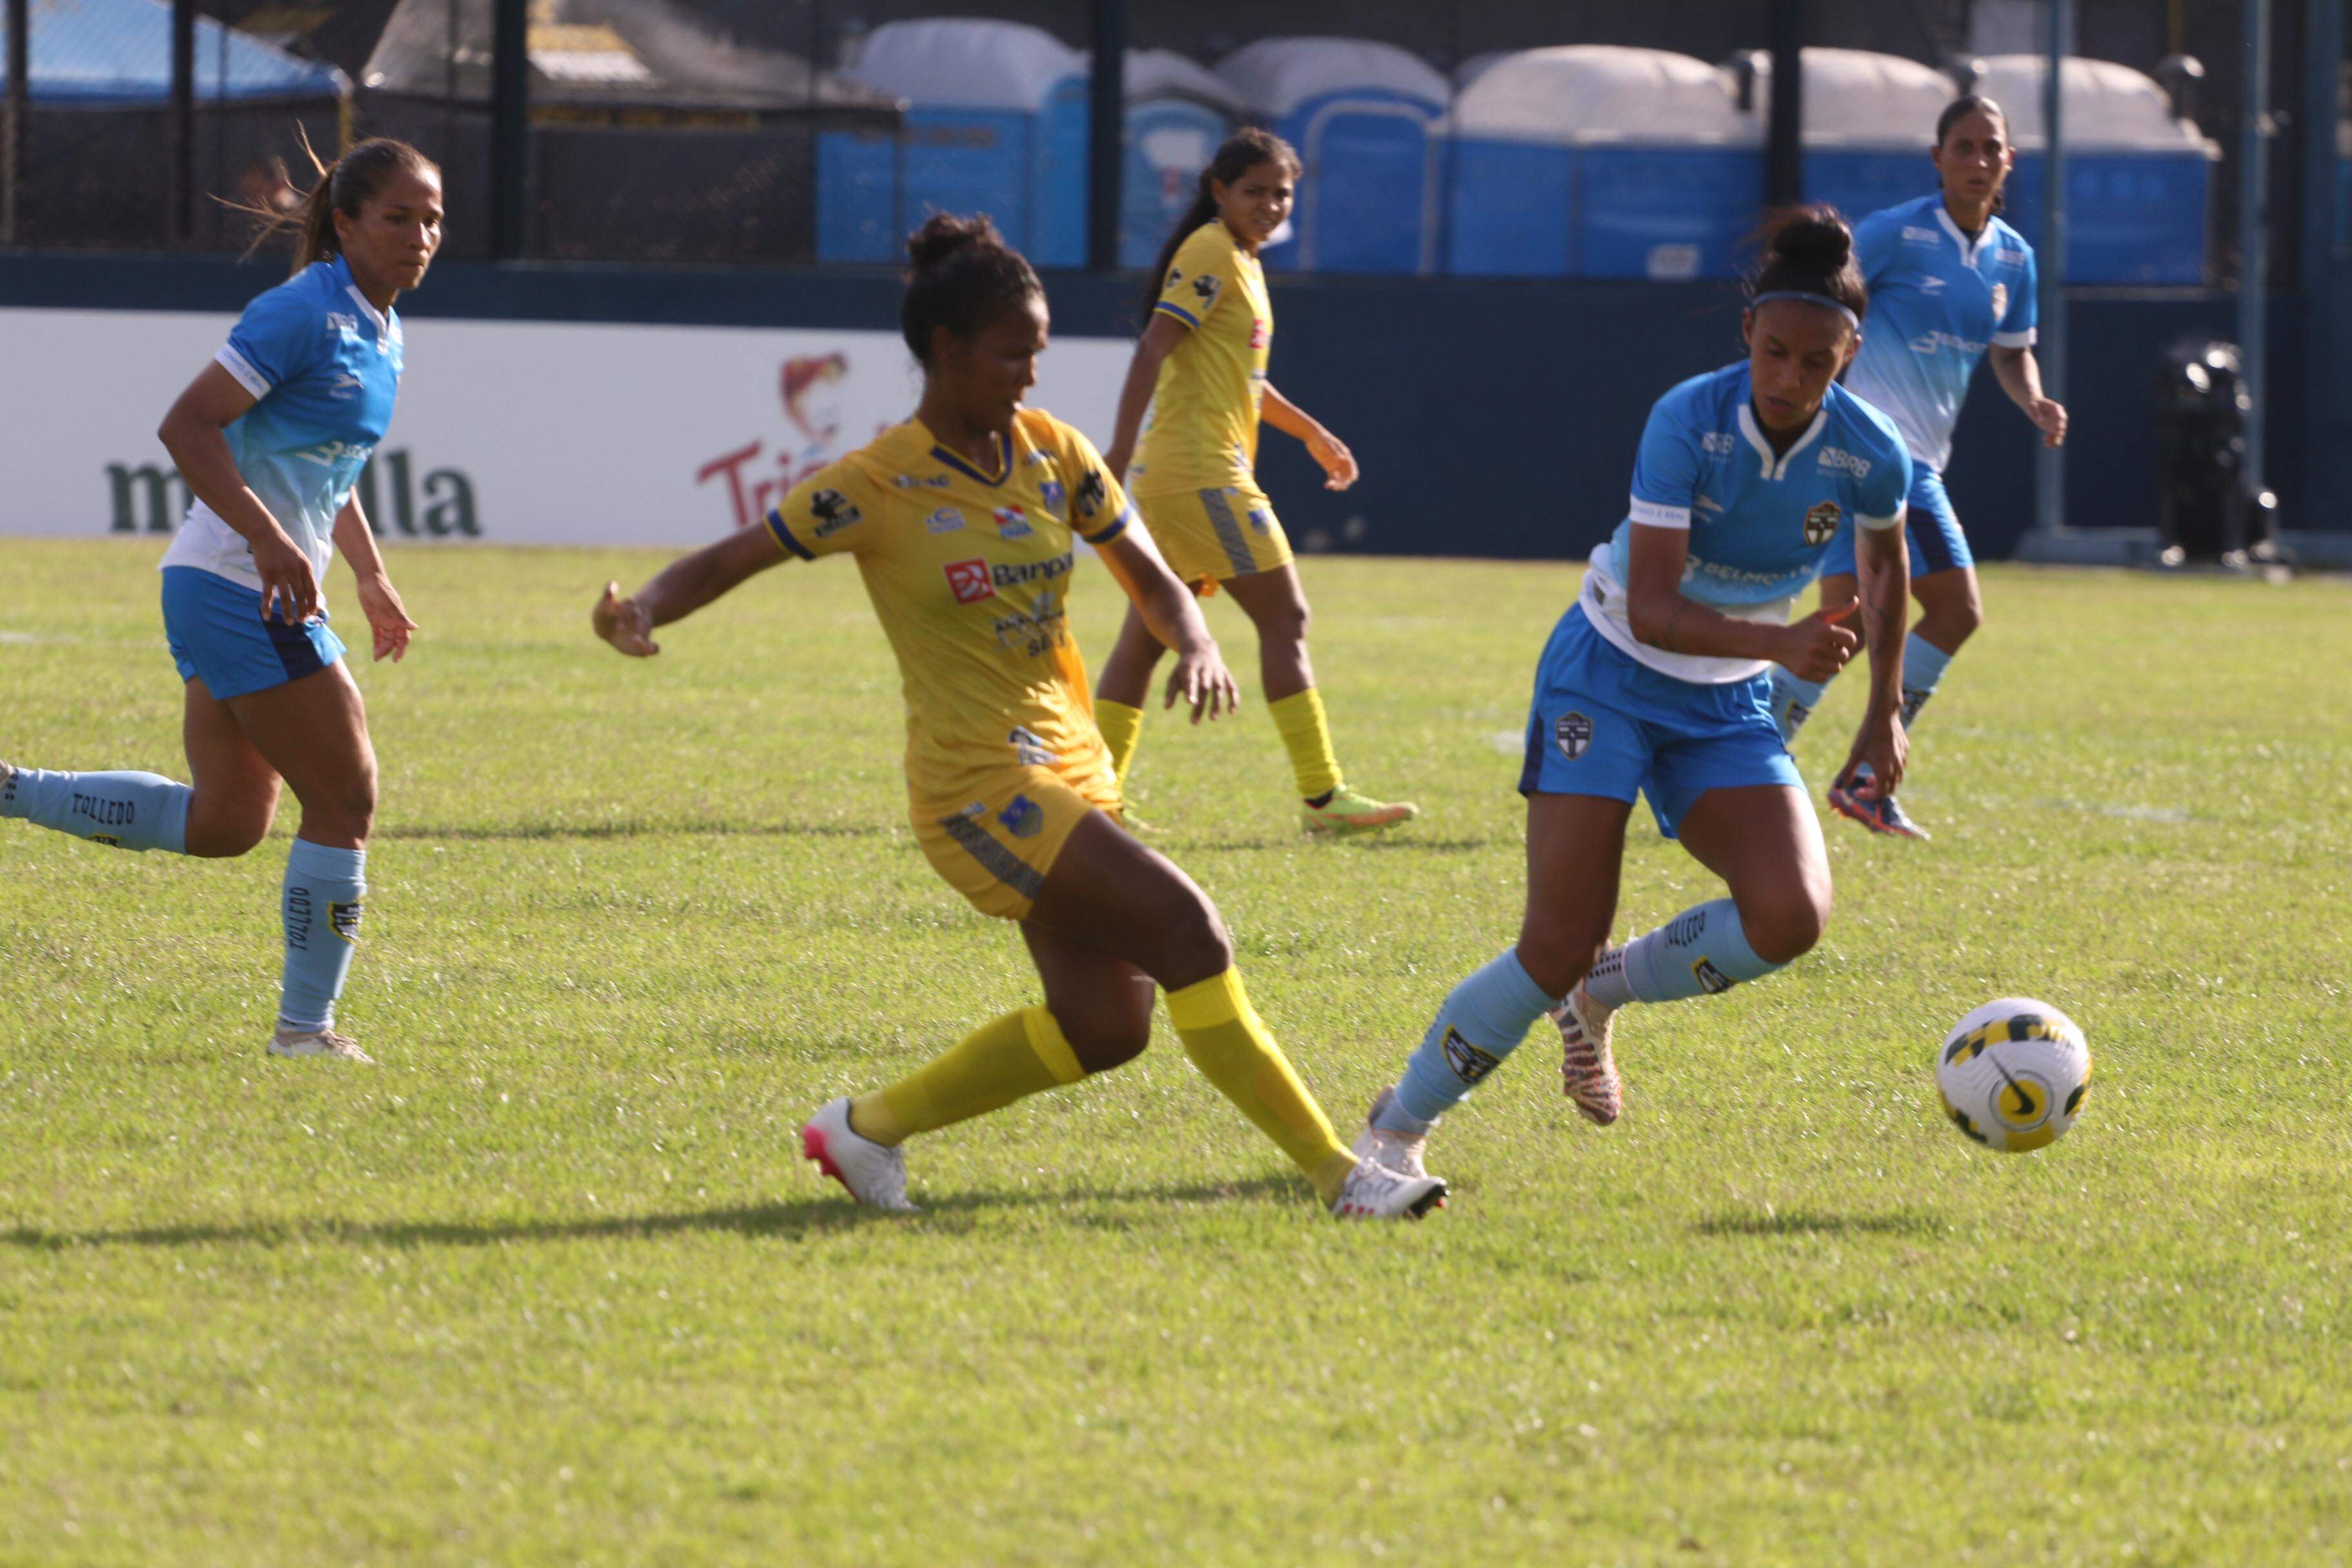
left=234, top=130, right=438, bottom=274
left=1139, top=126, right=1301, bottom=327
left=1749, top=204, right=1869, bottom=325
left=899, top=213, right=1044, bottom=366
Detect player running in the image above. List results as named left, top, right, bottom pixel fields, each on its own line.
left=1088, top=129, right=1418, bottom=838
left=591, top=214, right=1443, bottom=1220
left=1, top=139, right=441, bottom=1063
left=1353, top=210, right=1912, bottom=1172
left=1769, top=95, right=2067, bottom=838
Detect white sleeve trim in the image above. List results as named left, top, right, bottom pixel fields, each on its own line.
left=1628, top=496, right=1691, bottom=530
left=215, top=344, right=271, bottom=398
left=1858, top=505, right=1907, bottom=532
left=1992, top=328, right=2037, bottom=349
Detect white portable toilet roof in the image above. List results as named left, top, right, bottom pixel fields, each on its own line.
left=1970, top=55, right=2210, bottom=150
left=1452, top=44, right=1753, bottom=146
left=1454, top=52, right=1508, bottom=91
left=1127, top=48, right=1241, bottom=112
left=848, top=17, right=1082, bottom=112
left=1215, top=36, right=1450, bottom=117
left=1738, top=47, right=1955, bottom=146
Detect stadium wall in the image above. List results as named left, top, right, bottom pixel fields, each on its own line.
left=0, top=254, right=2300, bottom=560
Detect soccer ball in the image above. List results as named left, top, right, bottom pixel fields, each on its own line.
left=1936, top=998, right=2092, bottom=1153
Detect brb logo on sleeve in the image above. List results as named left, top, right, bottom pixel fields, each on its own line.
left=944, top=558, right=997, bottom=604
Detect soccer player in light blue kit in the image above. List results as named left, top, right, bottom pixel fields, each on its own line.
left=1, top=139, right=442, bottom=1062
left=1353, top=210, right=1915, bottom=1177
left=1772, top=95, right=2068, bottom=838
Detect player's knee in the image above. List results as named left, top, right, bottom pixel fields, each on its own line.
left=1516, top=917, right=1609, bottom=999
left=1067, top=1006, right=1153, bottom=1075
left=1739, top=884, right=1830, bottom=965
left=1260, top=595, right=1310, bottom=649
left=1160, top=893, right=1235, bottom=985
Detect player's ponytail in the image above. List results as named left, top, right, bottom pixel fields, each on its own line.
left=1749, top=204, right=1868, bottom=326
left=1138, top=127, right=1300, bottom=327
left=900, top=212, right=1044, bottom=367
left=236, top=130, right=438, bottom=275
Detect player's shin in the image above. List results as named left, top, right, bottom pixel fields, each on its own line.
left=1095, top=700, right=1145, bottom=789
left=1378, top=950, right=1560, bottom=1132
left=0, top=765, right=193, bottom=854
left=277, top=839, right=366, bottom=1030
left=849, top=1006, right=1083, bottom=1146
left=1581, top=898, right=1781, bottom=1009
left=1164, top=968, right=1356, bottom=1203
left=1268, top=688, right=1343, bottom=802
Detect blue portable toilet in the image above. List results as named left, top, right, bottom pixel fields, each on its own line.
left=1970, top=55, right=2216, bottom=284
left=1122, top=49, right=1240, bottom=267
left=1446, top=46, right=1759, bottom=280
left=1215, top=37, right=1450, bottom=275
left=1729, top=48, right=1956, bottom=224
left=820, top=19, right=1089, bottom=266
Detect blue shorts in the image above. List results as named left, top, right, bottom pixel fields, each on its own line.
left=1518, top=603, right=1802, bottom=839
left=1819, top=462, right=1971, bottom=579
left=161, top=566, right=346, bottom=700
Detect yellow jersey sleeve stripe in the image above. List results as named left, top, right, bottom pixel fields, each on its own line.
left=765, top=507, right=814, bottom=560
left=1152, top=300, right=1202, bottom=328
left=1081, top=504, right=1135, bottom=546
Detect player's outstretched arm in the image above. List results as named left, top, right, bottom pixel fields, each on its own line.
left=1102, top=315, right=1186, bottom=478
left=1260, top=382, right=1357, bottom=491
left=593, top=524, right=785, bottom=658
left=1840, top=520, right=1912, bottom=794
left=1093, top=529, right=1239, bottom=723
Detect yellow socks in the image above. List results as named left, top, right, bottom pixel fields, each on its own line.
left=850, top=1006, right=1085, bottom=1146
left=1095, top=698, right=1145, bottom=789
left=1165, top=968, right=1355, bottom=1204
left=1268, top=688, right=1343, bottom=803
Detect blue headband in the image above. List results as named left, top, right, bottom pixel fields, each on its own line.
left=1750, top=290, right=1860, bottom=329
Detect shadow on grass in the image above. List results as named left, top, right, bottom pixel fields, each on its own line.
left=1692, top=1208, right=1945, bottom=1240
left=2, top=1175, right=1305, bottom=1251
left=1159, top=834, right=1490, bottom=855
left=378, top=819, right=883, bottom=843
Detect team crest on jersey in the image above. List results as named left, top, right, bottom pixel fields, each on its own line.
left=992, top=505, right=1034, bottom=540
left=1554, top=711, right=1593, bottom=761
left=808, top=488, right=862, bottom=538
left=1989, top=282, right=2008, bottom=320
left=944, top=558, right=996, bottom=604
left=1805, top=501, right=1843, bottom=545
left=925, top=507, right=966, bottom=534
left=998, top=794, right=1046, bottom=839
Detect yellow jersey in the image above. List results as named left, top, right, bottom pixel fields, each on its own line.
left=1130, top=220, right=1271, bottom=495
left=765, top=409, right=1136, bottom=803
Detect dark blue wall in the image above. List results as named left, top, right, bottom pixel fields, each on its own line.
left=3, top=252, right=2296, bottom=561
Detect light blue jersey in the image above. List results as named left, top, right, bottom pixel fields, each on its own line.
left=1582, top=362, right=1912, bottom=683
left=1843, top=193, right=2037, bottom=472
left=159, top=253, right=404, bottom=598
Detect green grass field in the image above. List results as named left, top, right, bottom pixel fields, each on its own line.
left=3, top=538, right=2347, bottom=1566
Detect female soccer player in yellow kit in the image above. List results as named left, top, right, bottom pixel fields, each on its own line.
left=1091, top=129, right=1418, bottom=837
left=592, top=215, right=1443, bottom=1220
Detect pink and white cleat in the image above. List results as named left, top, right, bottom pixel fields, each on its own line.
left=801, top=1097, right=916, bottom=1212
left=1351, top=1084, right=1433, bottom=1181
left=1551, top=981, right=1622, bottom=1126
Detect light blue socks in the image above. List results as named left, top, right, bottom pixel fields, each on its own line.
left=1772, top=632, right=1955, bottom=747
left=279, top=839, right=366, bottom=1031
left=1583, top=899, right=1781, bottom=1008
left=1379, top=950, right=1560, bottom=1131
left=1, top=766, right=191, bottom=853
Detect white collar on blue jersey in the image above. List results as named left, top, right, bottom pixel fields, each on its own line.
left=1934, top=202, right=1993, bottom=267
left=1737, top=398, right=1830, bottom=483
left=329, top=254, right=395, bottom=348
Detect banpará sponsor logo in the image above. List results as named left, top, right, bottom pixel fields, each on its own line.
left=104, top=450, right=480, bottom=538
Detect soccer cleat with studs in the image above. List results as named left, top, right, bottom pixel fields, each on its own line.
left=801, top=1097, right=917, bottom=1213
left=1329, top=1155, right=1446, bottom=1219
left=1826, top=778, right=1931, bottom=840
left=268, top=1025, right=376, bottom=1063
left=1551, top=980, right=1622, bottom=1126
left=1351, top=1085, right=1433, bottom=1181
left=1302, top=785, right=1420, bottom=839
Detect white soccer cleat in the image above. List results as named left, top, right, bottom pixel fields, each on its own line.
left=1329, top=1155, right=1446, bottom=1220
left=1552, top=981, right=1622, bottom=1126
left=1352, top=1084, right=1433, bottom=1181
left=801, top=1097, right=917, bottom=1213
left=268, top=1025, right=375, bottom=1063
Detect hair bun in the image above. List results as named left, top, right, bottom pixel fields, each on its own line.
left=906, top=212, right=1005, bottom=275
left=1765, top=208, right=1854, bottom=273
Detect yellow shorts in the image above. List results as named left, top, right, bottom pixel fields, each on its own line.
left=1134, top=484, right=1293, bottom=589
left=912, top=764, right=1122, bottom=921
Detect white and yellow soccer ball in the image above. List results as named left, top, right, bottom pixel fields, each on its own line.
left=1936, top=998, right=2092, bottom=1153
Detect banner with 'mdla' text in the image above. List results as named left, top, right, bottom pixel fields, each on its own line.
left=0, top=307, right=1128, bottom=546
